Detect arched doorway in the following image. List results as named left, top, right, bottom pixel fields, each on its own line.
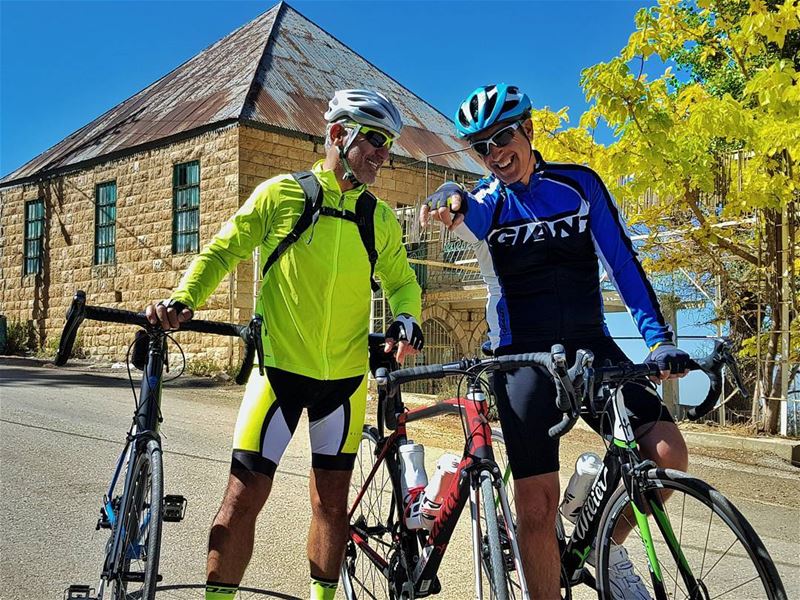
left=406, top=318, right=458, bottom=395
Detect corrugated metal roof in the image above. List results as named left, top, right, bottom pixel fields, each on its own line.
left=1, top=2, right=484, bottom=185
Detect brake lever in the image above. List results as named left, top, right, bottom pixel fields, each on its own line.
left=551, top=344, right=579, bottom=416
left=720, top=341, right=748, bottom=399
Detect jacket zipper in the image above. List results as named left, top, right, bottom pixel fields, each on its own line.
left=320, top=191, right=347, bottom=378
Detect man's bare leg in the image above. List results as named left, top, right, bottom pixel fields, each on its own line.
left=611, top=421, right=689, bottom=541
left=515, top=471, right=562, bottom=599
left=207, top=469, right=272, bottom=584
left=307, top=467, right=353, bottom=580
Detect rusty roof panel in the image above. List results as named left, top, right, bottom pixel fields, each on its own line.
left=2, top=2, right=484, bottom=185
left=247, top=6, right=484, bottom=174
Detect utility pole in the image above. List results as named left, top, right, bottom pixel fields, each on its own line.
left=780, top=203, right=791, bottom=436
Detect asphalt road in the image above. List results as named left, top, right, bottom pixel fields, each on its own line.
left=1, top=363, right=798, bottom=599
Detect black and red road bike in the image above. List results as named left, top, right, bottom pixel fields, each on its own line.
left=340, top=344, right=548, bottom=600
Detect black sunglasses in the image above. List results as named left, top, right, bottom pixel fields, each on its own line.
left=469, top=121, right=522, bottom=157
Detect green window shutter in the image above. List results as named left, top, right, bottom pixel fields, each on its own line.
left=94, top=181, right=117, bottom=265
left=172, top=160, right=200, bottom=254
left=23, top=198, right=44, bottom=275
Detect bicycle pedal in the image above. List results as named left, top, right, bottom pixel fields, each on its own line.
left=64, top=584, right=97, bottom=599
left=163, top=494, right=187, bottom=522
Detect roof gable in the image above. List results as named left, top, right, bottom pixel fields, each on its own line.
left=2, top=2, right=482, bottom=184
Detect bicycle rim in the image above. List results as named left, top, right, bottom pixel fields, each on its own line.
left=490, top=429, right=572, bottom=600
left=479, top=473, right=519, bottom=600
left=106, top=439, right=164, bottom=600
left=596, top=469, right=786, bottom=600
left=341, top=427, right=397, bottom=600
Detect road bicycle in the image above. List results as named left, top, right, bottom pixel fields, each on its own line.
left=342, top=346, right=553, bottom=599
left=489, top=340, right=787, bottom=600
left=58, top=290, right=264, bottom=600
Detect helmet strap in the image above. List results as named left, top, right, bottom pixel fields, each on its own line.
left=339, top=145, right=362, bottom=187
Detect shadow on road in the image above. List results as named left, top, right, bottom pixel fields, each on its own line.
left=0, top=364, right=230, bottom=390
left=153, top=584, right=301, bottom=599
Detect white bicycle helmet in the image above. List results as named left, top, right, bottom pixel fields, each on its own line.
left=324, top=89, right=403, bottom=137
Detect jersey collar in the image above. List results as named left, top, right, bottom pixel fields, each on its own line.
left=312, top=160, right=368, bottom=203
left=507, top=149, right=546, bottom=194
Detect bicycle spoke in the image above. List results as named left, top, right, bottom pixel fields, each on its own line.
left=708, top=574, right=769, bottom=599
left=600, top=477, right=781, bottom=600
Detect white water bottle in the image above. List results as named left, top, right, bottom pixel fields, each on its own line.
left=398, top=441, right=428, bottom=529
left=560, top=452, right=603, bottom=523
left=419, top=453, right=461, bottom=529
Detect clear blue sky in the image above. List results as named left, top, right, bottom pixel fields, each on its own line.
left=1, top=0, right=653, bottom=176
left=0, top=0, right=718, bottom=399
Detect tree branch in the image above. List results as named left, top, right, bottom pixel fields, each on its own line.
left=684, top=185, right=759, bottom=264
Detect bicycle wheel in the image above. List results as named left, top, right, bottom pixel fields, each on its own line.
left=479, top=473, right=519, bottom=600
left=489, top=429, right=573, bottom=600
left=341, top=427, right=397, bottom=600
left=106, top=439, right=164, bottom=600
left=596, top=468, right=786, bottom=600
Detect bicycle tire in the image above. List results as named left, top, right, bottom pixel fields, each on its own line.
left=106, top=439, right=164, bottom=600
left=480, top=474, right=511, bottom=600
left=490, top=428, right=573, bottom=600
left=341, top=427, right=397, bottom=600
left=595, top=468, right=786, bottom=600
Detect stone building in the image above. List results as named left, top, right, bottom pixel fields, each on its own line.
left=0, top=2, right=490, bottom=374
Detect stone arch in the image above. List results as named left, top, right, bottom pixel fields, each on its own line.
left=420, top=304, right=470, bottom=357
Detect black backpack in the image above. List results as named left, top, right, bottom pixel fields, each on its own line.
left=261, top=171, right=379, bottom=292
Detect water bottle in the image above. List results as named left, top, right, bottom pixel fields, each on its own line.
left=560, top=452, right=603, bottom=523
left=398, top=441, right=428, bottom=529
left=419, top=453, right=461, bottom=529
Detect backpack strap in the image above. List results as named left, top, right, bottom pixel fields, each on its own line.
left=261, top=171, right=323, bottom=278
left=355, top=190, right=380, bottom=292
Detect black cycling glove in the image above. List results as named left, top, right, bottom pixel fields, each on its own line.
left=386, top=314, right=424, bottom=351
left=646, top=343, right=690, bottom=374
left=424, top=182, right=468, bottom=216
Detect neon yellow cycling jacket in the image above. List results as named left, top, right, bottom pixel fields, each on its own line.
left=171, top=161, right=422, bottom=380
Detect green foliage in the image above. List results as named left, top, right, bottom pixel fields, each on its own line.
left=186, top=355, right=238, bottom=380
left=186, top=356, right=225, bottom=377
left=533, top=0, right=799, bottom=430
left=36, top=333, right=87, bottom=360
left=4, top=320, right=36, bottom=355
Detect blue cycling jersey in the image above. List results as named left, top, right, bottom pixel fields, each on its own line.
left=456, top=150, right=673, bottom=351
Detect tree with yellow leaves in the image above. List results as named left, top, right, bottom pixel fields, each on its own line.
left=535, top=0, right=798, bottom=432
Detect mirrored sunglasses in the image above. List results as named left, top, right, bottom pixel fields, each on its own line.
left=470, top=121, right=522, bottom=157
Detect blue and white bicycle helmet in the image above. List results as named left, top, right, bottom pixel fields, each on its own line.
left=454, top=84, right=532, bottom=138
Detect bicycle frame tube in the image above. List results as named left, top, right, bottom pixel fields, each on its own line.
left=347, top=384, right=506, bottom=596
left=563, top=387, right=633, bottom=574
left=105, top=335, right=166, bottom=576
left=411, top=388, right=499, bottom=594
left=135, top=336, right=166, bottom=435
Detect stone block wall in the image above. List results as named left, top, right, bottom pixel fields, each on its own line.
left=0, top=126, right=240, bottom=365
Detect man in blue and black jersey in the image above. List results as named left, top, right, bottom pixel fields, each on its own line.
left=421, top=84, right=691, bottom=599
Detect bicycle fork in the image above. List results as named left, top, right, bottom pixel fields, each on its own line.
left=630, top=476, right=704, bottom=600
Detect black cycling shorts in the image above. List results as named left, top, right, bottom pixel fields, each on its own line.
left=493, top=336, right=673, bottom=479
left=231, top=367, right=366, bottom=478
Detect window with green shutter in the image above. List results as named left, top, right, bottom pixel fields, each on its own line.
left=95, top=181, right=117, bottom=265
left=172, top=161, right=200, bottom=254
left=23, top=198, right=44, bottom=275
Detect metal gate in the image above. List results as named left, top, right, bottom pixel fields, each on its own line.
left=406, top=318, right=458, bottom=395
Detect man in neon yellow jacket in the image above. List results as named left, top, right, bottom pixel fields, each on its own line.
left=146, top=89, right=423, bottom=600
